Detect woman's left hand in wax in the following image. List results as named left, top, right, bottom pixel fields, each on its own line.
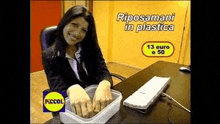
left=93, top=80, right=112, bottom=113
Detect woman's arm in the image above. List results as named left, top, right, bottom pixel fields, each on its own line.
left=87, top=45, right=113, bottom=88
left=85, top=45, right=114, bottom=113
left=42, top=50, right=66, bottom=91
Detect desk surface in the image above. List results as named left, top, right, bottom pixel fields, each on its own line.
left=113, top=60, right=190, bottom=123
left=45, top=60, right=190, bottom=124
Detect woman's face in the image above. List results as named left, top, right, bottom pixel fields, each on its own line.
left=63, top=17, right=89, bottom=46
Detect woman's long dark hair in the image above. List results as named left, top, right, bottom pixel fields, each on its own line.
left=54, top=5, right=100, bottom=61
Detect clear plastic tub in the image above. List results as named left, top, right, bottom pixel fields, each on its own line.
left=60, top=85, right=122, bottom=124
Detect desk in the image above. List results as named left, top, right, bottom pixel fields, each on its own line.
left=113, top=60, right=190, bottom=123
left=44, top=60, right=190, bottom=124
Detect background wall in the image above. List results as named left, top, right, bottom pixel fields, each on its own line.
left=30, top=1, right=62, bottom=72
left=30, top=0, right=91, bottom=73
left=31, top=1, right=190, bottom=72
left=93, top=1, right=191, bottom=69
left=62, top=0, right=91, bottom=14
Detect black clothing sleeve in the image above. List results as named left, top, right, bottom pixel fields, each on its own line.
left=84, top=45, right=113, bottom=88
left=42, top=48, right=67, bottom=91
left=42, top=44, right=113, bottom=91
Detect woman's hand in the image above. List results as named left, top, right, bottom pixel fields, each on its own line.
left=93, top=80, right=112, bottom=113
left=67, top=84, right=94, bottom=118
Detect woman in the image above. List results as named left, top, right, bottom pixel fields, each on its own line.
left=42, top=5, right=113, bottom=118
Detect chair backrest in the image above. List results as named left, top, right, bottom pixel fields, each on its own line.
left=40, top=26, right=57, bottom=51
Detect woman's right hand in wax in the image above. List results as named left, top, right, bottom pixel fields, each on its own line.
left=67, top=84, right=94, bottom=118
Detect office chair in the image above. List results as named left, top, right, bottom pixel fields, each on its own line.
left=40, top=26, right=126, bottom=117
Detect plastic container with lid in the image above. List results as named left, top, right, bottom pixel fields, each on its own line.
left=60, top=85, right=122, bottom=124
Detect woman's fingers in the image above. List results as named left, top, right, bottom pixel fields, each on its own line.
left=68, top=84, right=95, bottom=118
left=81, top=101, right=89, bottom=118
left=100, top=99, right=106, bottom=110
left=75, top=102, right=82, bottom=117
left=71, top=104, right=76, bottom=114
left=86, top=100, right=94, bottom=117
left=93, top=100, right=101, bottom=113
left=94, top=97, right=113, bottom=112
left=106, top=91, right=113, bottom=105
left=71, top=99, right=94, bottom=118
left=106, top=97, right=112, bottom=106
left=93, top=86, right=113, bottom=112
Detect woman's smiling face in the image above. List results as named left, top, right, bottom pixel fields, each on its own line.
left=63, top=16, right=89, bottom=46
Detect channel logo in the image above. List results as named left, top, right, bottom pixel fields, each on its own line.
left=43, top=91, right=66, bottom=112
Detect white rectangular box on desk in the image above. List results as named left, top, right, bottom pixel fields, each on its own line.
left=60, top=85, right=122, bottom=124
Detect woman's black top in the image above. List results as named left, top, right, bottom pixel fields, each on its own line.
left=42, top=43, right=113, bottom=92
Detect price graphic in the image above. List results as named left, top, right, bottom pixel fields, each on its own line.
left=142, top=41, right=174, bottom=57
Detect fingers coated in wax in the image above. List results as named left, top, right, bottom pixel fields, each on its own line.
left=93, top=80, right=112, bottom=113
left=67, top=84, right=93, bottom=118
left=71, top=104, right=76, bottom=114
left=86, top=100, right=94, bottom=117
left=75, top=102, right=82, bottom=117
left=81, top=102, right=89, bottom=118
left=93, top=99, right=101, bottom=113
left=100, top=99, right=107, bottom=110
